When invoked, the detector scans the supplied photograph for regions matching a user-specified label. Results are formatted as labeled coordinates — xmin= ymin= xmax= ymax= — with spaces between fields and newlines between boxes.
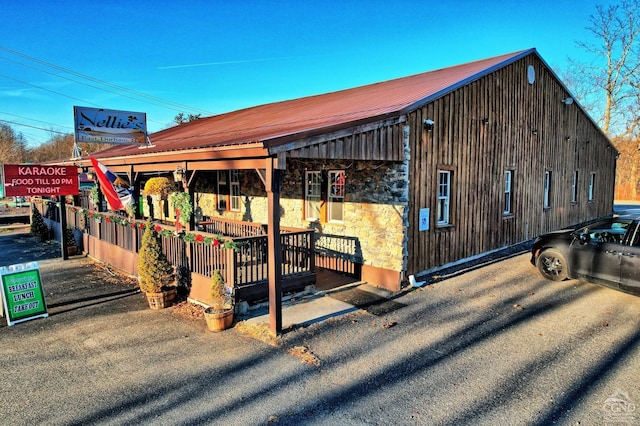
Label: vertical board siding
xmin=288 ymin=123 xmax=406 ymax=161
xmin=407 ymin=54 xmax=616 ymax=274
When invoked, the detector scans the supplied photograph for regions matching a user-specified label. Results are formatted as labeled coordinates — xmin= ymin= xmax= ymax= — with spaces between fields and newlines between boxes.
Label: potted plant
xmin=65 ymin=227 xmax=78 ymax=256
xmin=144 ymin=177 xmax=174 ymax=221
xmin=30 ymin=206 xmax=49 ymax=242
xmin=137 ymin=219 xmax=176 ymax=309
xmin=204 ymin=269 xmax=234 ymax=331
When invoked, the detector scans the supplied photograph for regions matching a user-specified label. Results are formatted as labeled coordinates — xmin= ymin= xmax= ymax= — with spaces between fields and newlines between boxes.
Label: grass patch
xmin=235 ymin=321 xmax=281 ymax=346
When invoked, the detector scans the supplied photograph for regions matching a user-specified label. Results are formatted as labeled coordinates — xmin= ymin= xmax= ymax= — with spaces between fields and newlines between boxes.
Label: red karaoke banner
xmin=3 ymin=165 xmax=79 ymax=197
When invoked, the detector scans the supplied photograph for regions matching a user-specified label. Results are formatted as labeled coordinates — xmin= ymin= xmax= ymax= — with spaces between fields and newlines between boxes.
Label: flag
xmin=90 ymin=157 xmax=134 ymax=211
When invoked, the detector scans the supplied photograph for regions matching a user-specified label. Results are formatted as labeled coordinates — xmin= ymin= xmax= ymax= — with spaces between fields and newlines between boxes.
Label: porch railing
xmin=33 ymin=199 xmax=315 ymax=297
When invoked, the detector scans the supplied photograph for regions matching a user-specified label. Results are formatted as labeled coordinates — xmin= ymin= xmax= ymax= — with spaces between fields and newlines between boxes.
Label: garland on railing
xmin=66 ymin=205 xmax=242 ymax=250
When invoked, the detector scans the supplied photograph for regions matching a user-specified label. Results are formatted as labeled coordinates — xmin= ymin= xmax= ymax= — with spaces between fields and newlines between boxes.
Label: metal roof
xmin=91 ymin=49 xmax=534 ymax=160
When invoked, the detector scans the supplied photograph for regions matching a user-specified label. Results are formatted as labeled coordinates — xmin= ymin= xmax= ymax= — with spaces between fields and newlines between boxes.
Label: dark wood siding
xmin=407 ymin=53 xmax=617 ymax=274
xmin=286 ymin=118 xmax=406 ymax=161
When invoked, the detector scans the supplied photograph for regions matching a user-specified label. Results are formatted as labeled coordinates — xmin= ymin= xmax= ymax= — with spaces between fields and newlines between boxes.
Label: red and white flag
xmin=90 ymin=157 xmax=134 ymax=211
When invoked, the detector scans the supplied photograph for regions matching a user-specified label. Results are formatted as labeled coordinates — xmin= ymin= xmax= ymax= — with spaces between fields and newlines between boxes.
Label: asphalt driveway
xmin=1 ymin=230 xmax=639 ymax=425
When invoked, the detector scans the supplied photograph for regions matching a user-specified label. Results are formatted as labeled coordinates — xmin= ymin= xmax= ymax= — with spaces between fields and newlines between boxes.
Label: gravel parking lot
xmin=1 ymin=232 xmax=639 ymax=425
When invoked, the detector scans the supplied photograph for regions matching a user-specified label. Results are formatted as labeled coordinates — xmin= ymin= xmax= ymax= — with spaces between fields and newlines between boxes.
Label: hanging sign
xmin=74 ymin=106 xmax=147 ymax=145
xmin=0 ymin=262 xmax=48 ymax=326
xmin=3 ymin=164 xmax=79 ymax=197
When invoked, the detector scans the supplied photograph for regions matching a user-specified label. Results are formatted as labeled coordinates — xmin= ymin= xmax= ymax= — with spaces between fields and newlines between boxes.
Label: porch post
xmin=59 ymin=199 xmax=69 ymax=260
xmin=266 ymin=158 xmax=283 ymax=335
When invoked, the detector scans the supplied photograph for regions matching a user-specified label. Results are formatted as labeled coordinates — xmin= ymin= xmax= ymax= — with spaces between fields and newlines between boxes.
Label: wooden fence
xmin=33 ymin=198 xmax=316 ymax=303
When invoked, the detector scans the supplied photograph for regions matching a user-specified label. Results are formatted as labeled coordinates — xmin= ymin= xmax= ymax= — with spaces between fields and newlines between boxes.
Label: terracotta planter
xmin=145 ymin=287 xmax=176 ymax=310
xmin=204 ymin=307 xmax=234 ymax=332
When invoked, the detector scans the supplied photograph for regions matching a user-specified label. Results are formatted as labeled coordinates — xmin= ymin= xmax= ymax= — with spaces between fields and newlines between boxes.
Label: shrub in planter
xmin=204 ymin=269 xmax=234 ymax=331
xmin=144 ymin=177 xmax=174 ymax=221
xmin=209 ymin=269 xmax=230 ymax=311
xmin=137 ymin=219 xmax=176 ymax=309
xmin=65 ymin=227 xmax=78 ymax=255
xmin=30 ymin=206 xmax=49 ymax=241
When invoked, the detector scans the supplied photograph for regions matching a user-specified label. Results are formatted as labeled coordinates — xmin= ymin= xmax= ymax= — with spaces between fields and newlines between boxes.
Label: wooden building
xmin=72 ymin=48 xmax=616 ymax=298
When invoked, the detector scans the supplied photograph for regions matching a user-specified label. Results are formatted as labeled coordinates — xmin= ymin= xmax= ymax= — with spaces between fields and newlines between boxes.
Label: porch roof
xmin=87 ymin=49 xmax=533 ymax=163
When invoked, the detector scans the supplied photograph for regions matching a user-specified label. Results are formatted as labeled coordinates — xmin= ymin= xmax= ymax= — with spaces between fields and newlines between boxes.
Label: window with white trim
xmin=588 ymin=173 xmax=595 ymax=201
xmin=230 ymin=170 xmax=240 ymax=211
xmin=438 ymin=170 xmax=451 ymax=226
xmin=571 ymin=170 xmax=579 ymax=203
xmin=327 ymin=170 xmax=345 ymax=222
xmin=305 ymin=171 xmax=322 ymax=221
xmin=304 ymin=170 xmax=346 ymax=223
xmin=544 ymin=171 xmax=552 ymax=209
xmin=504 ymin=170 xmax=513 ymax=215
xmin=216 ymin=171 xmax=228 ymax=210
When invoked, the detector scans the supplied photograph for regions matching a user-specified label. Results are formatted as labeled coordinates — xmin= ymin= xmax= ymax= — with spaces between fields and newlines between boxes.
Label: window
xmin=544 ymin=171 xmax=552 ymax=209
xmin=504 ymin=170 xmax=513 ymax=215
xmin=305 ymin=171 xmax=322 ymax=221
xmin=230 ymin=170 xmax=240 ymax=211
xmin=585 ymin=218 xmax=633 ymax=244
xmin=588 ymin=173 xmax=596 ymax=201
xmin=327 ymin=170 xmax=345 ymax=222
xmin=438 ymin=170 xmax=451 ymax=225
xmin=304 ymin=170 xmax=346 ymax=223
xmin=216 ymin=171 xmax=228 ymax=210
xmin=571 ymin=170 xmax=579 ymax=203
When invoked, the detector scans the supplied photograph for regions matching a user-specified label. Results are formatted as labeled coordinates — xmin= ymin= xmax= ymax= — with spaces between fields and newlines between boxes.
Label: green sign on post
xmin=0 ymin=262 xmax=48 ymax=326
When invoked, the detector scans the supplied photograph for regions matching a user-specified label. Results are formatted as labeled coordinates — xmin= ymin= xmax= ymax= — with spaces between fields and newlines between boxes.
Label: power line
xmin=0 ymin=72 xmax=174 ymax=129
xmin=0 ymin=73 xmax=102 ymax=107
xmin=0 ymin=110 xmax=74 ymax=131
xmin=0 ymin=55 xmax=209 ymax=118
xmin=0 ymin=119 xmax=68 ymax=135
xmin=0 ymin=45 xmax=215 ymax=115
xmin=0 ymin=119 xmax=64 ymax=146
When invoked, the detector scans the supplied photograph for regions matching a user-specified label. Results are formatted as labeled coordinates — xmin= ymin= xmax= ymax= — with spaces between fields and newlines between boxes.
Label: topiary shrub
xmin=30 ymin=206 xmax=49 ymax=241
xmin=65 ymin=227 xmax=77 ymax=246
xmin=209 ymin=269 xmax=231 ymax=312
xmin=137 ymin=219 xmax=175 ymax=293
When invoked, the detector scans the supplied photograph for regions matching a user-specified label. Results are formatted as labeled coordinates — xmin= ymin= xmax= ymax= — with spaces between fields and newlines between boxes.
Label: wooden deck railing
xmin=33 ymin=199 xmax=315 ymax=301
xmin=198 ymin=218 xmax=266 ymax=237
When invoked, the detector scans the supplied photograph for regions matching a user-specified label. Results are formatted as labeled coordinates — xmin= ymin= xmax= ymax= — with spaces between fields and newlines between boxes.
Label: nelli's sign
xmin=74 ymin=106 xmax=147 ymax=145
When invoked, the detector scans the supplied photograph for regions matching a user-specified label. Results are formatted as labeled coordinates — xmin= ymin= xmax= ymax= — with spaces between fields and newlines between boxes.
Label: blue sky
xmin=1 ymin=0 xmax=611 ymax=147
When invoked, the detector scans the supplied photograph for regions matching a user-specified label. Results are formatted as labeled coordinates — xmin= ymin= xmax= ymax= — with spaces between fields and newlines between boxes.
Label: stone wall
xmin=193 ymin=158 xmax=409 ymax=274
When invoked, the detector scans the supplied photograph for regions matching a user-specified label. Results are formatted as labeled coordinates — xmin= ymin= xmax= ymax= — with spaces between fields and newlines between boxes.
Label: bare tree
xmin=566 ymin=1 xmax=640 ymax=201
xmin=567 ymin=0 xmax=640 ymax=138
xmin=0 ymin=123 xmax=28 ymax=164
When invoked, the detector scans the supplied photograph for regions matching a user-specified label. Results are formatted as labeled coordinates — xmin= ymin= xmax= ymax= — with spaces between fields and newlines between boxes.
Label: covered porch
xmin=39 ymin=150 xmax=308 ymax=335
xmin=34 ymin=196 xmax=316 ymax=306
